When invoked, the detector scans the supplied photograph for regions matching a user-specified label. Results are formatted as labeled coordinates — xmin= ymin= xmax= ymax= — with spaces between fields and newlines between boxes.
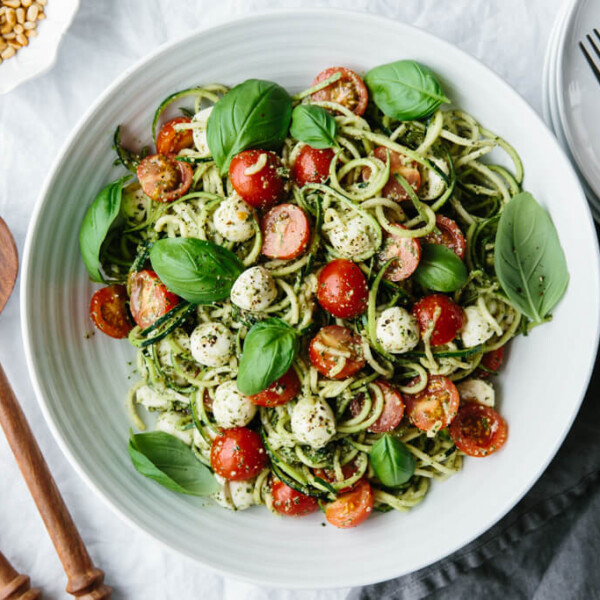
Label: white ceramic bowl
xmin=21 ymin=9 xmax=600 ymax=588
xmin=0 ymin=0 xmax=79 ymax=95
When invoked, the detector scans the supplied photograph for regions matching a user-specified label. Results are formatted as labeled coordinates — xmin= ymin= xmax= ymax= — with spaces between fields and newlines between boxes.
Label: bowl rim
xmin=20 ymin=7 xmax=600 ymax=588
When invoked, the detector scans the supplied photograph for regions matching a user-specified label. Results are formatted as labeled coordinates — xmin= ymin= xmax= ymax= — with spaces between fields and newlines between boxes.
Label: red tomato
xmin=261 ymin=204 xmax=311 ymax=260
xmin=363 ymin=147 xmax=421 ymax=202
xmin=210 ymin=428 xmax=267 ymax=481
xmin=404 ymin=375 xmax=460 ymax=432
xmin=311 ymin=67 xmax=369 ymax=116
xmin=378 ymin=225 xmax=421 ymax=282
xmin=412 ymin=294 xmax=465 ymax=347
xmin=314 ymin=460 xmax=360 ymax=493
xmin=89 ymin=284 xmax=133 ymax=339
xmin=249 ymin=369 xmax=300 ymax=407
xmin=229 ymin=150 xmax=286 ymax=209
xmin=325 ymin=480 xmax=374 ymax=529
xmin=449 ymin=403 xmax=508 ymax=457
xmin=156 ymin=117 xmax=194 ymax=155
xmin=137 ymin=154 xmax=193 ymax=203
xmin=349 ymin=380 xmax=405 ymax=433
xmin=271 ymin=479 xmax=319 ymax=516
xmin=317 ymin=259 xmax=368 ymax=319
xmin=423 ymin=215 xmax=466 ymax=259
xmin=293 ymin=146 xmax=334 ymax=187
xmin=309 ymin=325 xmax=366 ymax=380
xmin=128 ymin=270 xmax=180 ymax=329
xmin=477 ymin=346 xmax=505 ymax=378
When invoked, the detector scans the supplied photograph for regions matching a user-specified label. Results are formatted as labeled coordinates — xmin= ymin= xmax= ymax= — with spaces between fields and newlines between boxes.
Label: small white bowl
xmin=0 ymin=0 xmax=79 ymax=95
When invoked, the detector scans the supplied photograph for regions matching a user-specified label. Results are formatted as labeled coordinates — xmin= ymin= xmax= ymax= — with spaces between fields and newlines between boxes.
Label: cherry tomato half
xmin=229 ymin=150 xmax=286 ymax=210
xmin=271 ymin=478 xmax=319 ymax=516
xmin=477 ymin=346 xmax=505 ymax=378
xmin=137 ymin=154 xmax=193 ymax=203
xmin=449 ymin=403 xmax=508 ymax=457
xmin=363 ymin=147 xmax=421 ymax=202
xmin=378 ymin=225 xmax=421 ymax=282
xmin=309 ymin=325 xmax=366 ymax=380
xmin=349 ymin=380 xmax=405 ymax=433
xmin=314 ymin=460 xmax=360 ymax=493
xmin=325 ymin=479 xmax=374 ymax=529
xmin=423 ymin=215 xmax=466 ymax=259
xmin=89 ymin=284 xmax=133 ymax=339
xmin=261 ymin=203 xmax=311 ymax=260
xmin=156 ymin=117 xmax=194 ymax=155
xmin=293 ymin=146 xmax=334 ymax=187
xmin=404 ymin=375 xmax=460 ymax=432
xmin=412 ymin=294 xmax=465 ymax=347
xmin=249 ymin=369 xmax=301 ymax=407
xmin=311 ymin=67 xmax=369 ymax=116
xmin=317 ymin=259 xmax=368 ymax=319
xmin=128 ymin=270 xmax=180 ymax=329
xmin=210 ymin=427 xmax=267 ymax=481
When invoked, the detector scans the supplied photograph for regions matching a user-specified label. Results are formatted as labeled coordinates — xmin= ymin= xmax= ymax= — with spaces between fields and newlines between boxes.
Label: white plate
xmin=21 ymin=9 xmax=600 ymax=588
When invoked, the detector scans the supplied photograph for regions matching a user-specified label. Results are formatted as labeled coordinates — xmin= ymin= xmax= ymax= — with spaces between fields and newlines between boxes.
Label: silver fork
xmin=579 ymin=28 xmax=600 ymax=85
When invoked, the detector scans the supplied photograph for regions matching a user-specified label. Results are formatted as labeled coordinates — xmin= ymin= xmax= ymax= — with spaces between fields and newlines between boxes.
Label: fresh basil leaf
xmin=207 ymin=79 xmax=292 ymax=175
xmin=289 ymin=104 xmax=338 ymax=149
xmin=128 ymin=430 xmax=219 ymax=496
xmin=79 ymin=175 xmax=131 ymax=282
xmin=149 ymin=238 xmax=243 ymax=304
xmin=364 ymin=60 xmax=450 ymax=121
xmin=494 ymin=191 xmax=569 ymax=323
xmin=237 ymin=318 xmax=299 ymax=395
xmin=413 ymin=243 xmax=467 ymax=292
xmin=370 ymin=434 xmax=415 ymax=487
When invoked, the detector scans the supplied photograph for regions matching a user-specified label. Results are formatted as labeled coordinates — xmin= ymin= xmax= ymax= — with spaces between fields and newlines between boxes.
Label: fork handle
xmin=0 ymin=551 xmax=41 ymax=600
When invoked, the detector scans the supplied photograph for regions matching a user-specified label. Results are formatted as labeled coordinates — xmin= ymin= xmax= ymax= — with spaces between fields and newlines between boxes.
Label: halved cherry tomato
xmin=293 ymin=146 xmax=334 ymax=187
xmin=309 ymin=325 xmax=366 ymax=380
xmin=314 ymin=460 xmax=360 ymax=493
xmin=412 ymin=294 xmax=465 ymax=346
xmin=249 ymin=369 xmax=300 ymax=407
xmin=349 ymin=380 xmax=405 ymax=433
xmin=136 ymin=154 xmax=193 ymax=203
xmin=128 ymin=270 xmax=180 ymax=329
xmin=363 ymin=147 xmax=421 ymax=202
xmin=261 ymin=204 xmax=310 ymax=260
xmin=449 ymin=403 xmax=508 ymax=457
xmin=378 ymin=225 xmax=421 ymax=282
xmin=89 ymin=284 xmax=133 ymax=339
xmin=210 ymin=427 xmax=267 ymax=481
xmin=325 ymin=479 xmax=374 ymax=529
xmin=271 ymin=478 xmax=319 ymax=516
xmin=229 ymin=150 xmax=286 ymax=210
xmin=477 ymin=346 xmax=505 ymax=378
xmin=311 ymin=67 xmax=369 ymax=116
xmin=423 ymin=215 xmax=466 ymax=259
xmin=404 ymin=375 xmax=460 ymax=432
xmin=317 ymin=259 xmax=368 ymax=319
xmin=156 ymin=117 xmax=194 ymax=155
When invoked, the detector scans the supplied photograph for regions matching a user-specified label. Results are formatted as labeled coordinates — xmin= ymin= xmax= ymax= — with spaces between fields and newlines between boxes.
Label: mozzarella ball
xmin=155 ymin=412 xmax=194 ymax=445
xmin=213 ymin=194 xmax=256 ymax=242
xmin=212 ymin=381 xmax=257 ymax=428
xmin=376 ymin=307 xmax=420 ymax=354
xmin=420 ymin=157 xmax=449 ymax=200
xmin=327 ymin=216 xmax=378 ymax=258
xmin=230 ymin=266 xmax=278 ymax=312
xmin=192 ymin=106 xmax=213 ymax=157
xmin=190 ymin=322 xmax=234 ymax=367
xmin=456 ymin=379 xmax=495 ymax=407
xmin=229 ymin=479 xmax=256 ymax=510
xmin=461 ymin=305 xmax=495 ymax=347
xmin=136 ymin=385 xmax=171 ymax=410
xmin=291 ymin=396 xmax=336 ymax=448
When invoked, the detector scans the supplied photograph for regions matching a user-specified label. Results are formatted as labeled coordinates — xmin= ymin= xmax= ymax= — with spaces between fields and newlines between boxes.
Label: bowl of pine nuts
xmin=0 ymin=0 xmax=79 ymax=94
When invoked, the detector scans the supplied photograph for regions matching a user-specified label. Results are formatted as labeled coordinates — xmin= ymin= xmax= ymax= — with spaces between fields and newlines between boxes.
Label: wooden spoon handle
xmin=0 ymin=550 xmax=41 ymax=600
xmin=0 ymin=365 xmax=112 ymax=599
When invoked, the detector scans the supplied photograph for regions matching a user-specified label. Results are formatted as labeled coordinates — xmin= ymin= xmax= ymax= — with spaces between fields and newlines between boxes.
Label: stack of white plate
xmin=543 ymin=0 xmax=600 ymax=222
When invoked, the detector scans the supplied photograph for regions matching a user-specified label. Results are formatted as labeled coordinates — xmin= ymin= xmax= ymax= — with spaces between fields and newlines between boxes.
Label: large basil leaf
xmin=207 ymin=79 xmax=292 ymax=175
xmin=79 ymin=175 xmax=131 ymax=282
xmin=128 ymin=431 xmax=219 ymax=496
xmin=370 ymin=434 xmax=415 ymax=487
xmin=494 ymin=192 xmax=569 ymax=323
xmin=149 ymin=238 xmax=243 ymax=304
xmin=289 ymin=104 xmax=338 ymax=149
xmin=364 ymin=60 xmax=450 ymax=121
xmin=237 ymin=318 xmax=299 ymax=395
xmin=413 ymin=243 xmax=467 ymax=292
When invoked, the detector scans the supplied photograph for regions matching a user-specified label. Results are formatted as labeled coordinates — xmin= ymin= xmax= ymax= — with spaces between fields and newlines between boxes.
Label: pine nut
xmin=37 ymin=0 xmax=47 ymax=5
xmin=23 ymin=20 xmax=34 ymax=29
xmin=25 ymin=28 xmax=36 ymax=36
xmin=8 ymin=40 xmax=20 ymax=49
xmin=6 ymin=7 xmax=15 ymax=26
xmin=3 ymin=31 xmax=15 ymax=39
xmin=26 ymin=4 xmax=38 ymax=21
xmin=0 ymin=23 xmax=10 ymax=35
xmin=0 ymin=39 xmax=6 ymax=50
xmin=3 ymin=0 xmax=20 ymax=9
xmin=16 ymin=7 xmax=24 ymax=23
xmin=36 ymin=10 xmax=44 ymax=20
xmin=1 ymin=46 xmax=16 ymax=59
xmin=0 ymin=7 xmax=6 ymax=16
xmin=13 ymin=23 xmax=22 ymax=33
xmin=16 ymin=32 xmax=26 ymax=45
xmin=21 ymin=0 xmax=33 ymax=6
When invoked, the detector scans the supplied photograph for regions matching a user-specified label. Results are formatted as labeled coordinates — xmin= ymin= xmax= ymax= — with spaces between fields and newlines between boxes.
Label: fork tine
xmin=586 ymin=33 xmax=600 ymax=60
xmin=594 ymin=28 xmax=600 ymax=42
xmin=580 ymin=41 xmax=600 ymax=86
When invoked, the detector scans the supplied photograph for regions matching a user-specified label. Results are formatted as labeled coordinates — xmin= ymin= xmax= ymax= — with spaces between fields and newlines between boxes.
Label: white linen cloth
xmin=0 ymin=0 xmax=560 ymax=598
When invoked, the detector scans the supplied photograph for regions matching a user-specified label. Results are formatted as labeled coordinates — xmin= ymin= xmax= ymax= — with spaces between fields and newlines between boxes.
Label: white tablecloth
xmin=0 ymin=1 xmax=560 ymax=598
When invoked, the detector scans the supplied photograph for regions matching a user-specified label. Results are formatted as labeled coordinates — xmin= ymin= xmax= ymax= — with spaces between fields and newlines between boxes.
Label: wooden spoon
xmin=0 ymin=217 xmax=112 ymax=599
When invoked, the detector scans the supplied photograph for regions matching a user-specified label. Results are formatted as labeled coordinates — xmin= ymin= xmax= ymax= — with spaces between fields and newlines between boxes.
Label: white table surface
xmin=0 ymin=0 xmax=561 ymax=598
